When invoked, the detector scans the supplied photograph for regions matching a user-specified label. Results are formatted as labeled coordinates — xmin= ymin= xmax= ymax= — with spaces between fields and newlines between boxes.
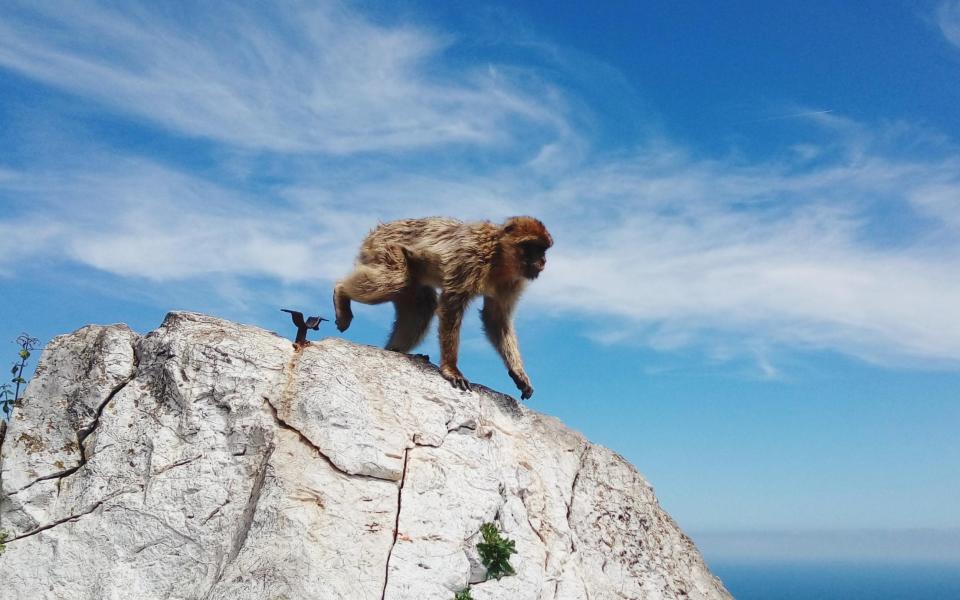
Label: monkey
xmin=333 ymin=216 xmax=552 ymax=400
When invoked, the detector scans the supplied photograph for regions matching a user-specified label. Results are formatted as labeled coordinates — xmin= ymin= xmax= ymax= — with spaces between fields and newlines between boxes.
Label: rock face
xmin=0 ymin=312 xmax=731 ymax=600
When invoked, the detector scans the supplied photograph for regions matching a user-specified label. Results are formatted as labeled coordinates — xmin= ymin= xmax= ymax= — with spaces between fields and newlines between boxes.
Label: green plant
xmin=476 ymin=522 xmax=517 ymax=580
xmin=453 ymin=588 xmax=473 ymax=600
xmin=1 ymin=333 xmax=38 ymax=418
xmin=0 ymin=530 xmax=7 ymax=555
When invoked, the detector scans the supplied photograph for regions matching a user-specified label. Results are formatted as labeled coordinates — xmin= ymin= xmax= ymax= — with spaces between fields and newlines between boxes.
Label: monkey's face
xmin=519 ymin=241 xmax=548 ymax=279
xmin=501 ymin=216 xmax=553 ymax=281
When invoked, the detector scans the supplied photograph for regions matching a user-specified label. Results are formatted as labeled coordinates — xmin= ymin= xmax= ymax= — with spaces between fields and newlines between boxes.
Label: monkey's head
xmin=501 ymin=216 xmax=553 ymax=280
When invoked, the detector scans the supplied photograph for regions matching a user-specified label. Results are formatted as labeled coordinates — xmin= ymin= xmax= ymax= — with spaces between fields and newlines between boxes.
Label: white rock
xmin=0 ymin=312 xmax=731 ymax=600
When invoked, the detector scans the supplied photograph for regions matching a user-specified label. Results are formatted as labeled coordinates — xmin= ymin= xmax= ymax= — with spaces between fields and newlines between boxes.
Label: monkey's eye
xmin=519 ymin=242 xmax=546 ymax=259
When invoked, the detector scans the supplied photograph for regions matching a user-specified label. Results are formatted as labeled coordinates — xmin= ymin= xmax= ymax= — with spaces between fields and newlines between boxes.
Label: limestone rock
xmin=0 ymin=312 xmax=731 ymax=600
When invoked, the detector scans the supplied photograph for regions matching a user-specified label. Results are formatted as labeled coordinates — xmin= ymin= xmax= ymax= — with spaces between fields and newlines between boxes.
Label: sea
xmin=710 ymin=561 xmax=960 ymax=600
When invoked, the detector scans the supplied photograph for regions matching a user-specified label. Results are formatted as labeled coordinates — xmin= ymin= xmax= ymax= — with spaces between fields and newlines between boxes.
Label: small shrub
xmin=453 ymin=588 xmax=473 ymax=600
xmin=476 ymin=522 xmax=517 ymax=580
xmin=1 ymin=333 xmax=38 ymax=418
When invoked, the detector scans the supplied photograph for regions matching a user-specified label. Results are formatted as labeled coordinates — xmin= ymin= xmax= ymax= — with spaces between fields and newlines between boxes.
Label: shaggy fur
xmin=333 ymin=216 xmax=552 ymax=399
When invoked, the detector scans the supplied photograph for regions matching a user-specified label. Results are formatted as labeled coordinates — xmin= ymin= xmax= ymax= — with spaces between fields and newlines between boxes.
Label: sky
xmin=1 ymin=0 xmax=959 ymax=565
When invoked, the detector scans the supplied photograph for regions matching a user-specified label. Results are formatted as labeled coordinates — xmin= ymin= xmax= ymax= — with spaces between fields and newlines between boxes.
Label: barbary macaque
xmin=333 ymin=216 xmax=552 ymax=399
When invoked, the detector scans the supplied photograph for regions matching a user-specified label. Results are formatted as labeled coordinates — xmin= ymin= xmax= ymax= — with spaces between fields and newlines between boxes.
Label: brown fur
xmin=334 ymin=216 xmax=552 ymax=399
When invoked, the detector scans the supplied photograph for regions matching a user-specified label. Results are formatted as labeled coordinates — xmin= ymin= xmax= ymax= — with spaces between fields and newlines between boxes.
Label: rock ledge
xmin=0 ymin=312 xmax=730 ymax=600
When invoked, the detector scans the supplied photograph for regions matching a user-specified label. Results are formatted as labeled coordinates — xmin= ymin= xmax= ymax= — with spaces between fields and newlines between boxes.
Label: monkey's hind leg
xmin=386 ymin=285 xmax=438 ymax=352
xmin=333 ymin=284 xmax=355 ymax=332
xmin=334 ymin=249 xmax=412 ymax=332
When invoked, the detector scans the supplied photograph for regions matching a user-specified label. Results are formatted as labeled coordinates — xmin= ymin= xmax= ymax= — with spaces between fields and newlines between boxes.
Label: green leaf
xmin=10 ymin=365 xmax=17 ymax=375
xmin=18 ymin=349 xmax=30 ymax=359
xmin=476 ymin=522 xmax=517 ymax=580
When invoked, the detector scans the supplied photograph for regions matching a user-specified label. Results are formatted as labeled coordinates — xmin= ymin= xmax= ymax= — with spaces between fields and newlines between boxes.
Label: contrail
xmin=734 ymin=109 xmax=834 ymax=125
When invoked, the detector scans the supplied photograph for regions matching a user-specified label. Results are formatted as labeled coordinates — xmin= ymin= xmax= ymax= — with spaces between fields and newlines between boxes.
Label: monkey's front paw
xmin=440 ymin=365 xmax=471 ymax=392
xmin=509 ymin=370 xmax=534 ymax=400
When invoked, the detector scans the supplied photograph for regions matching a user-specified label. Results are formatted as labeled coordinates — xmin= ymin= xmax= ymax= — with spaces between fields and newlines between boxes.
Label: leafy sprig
xmin=476 ymin=522 xmax=517 ymax=580
xmin=1 ymin=333 xmax=38 ymax=418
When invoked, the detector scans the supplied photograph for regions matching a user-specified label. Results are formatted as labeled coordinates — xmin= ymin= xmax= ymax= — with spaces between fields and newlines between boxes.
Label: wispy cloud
xmin=2 ymin=2 xmax=960 ymax=370
xmin=0 ymin=160 xmax=350 ymax=282
xmin=529 ymin=137 xmax=960 ymax=367
xmin=5 ymin=125 xmax=960 ymax=366
xmin=0 ymin=2 xmax=564 ymax=154
xmin=938 ymin=0 xmax=960 ymax=48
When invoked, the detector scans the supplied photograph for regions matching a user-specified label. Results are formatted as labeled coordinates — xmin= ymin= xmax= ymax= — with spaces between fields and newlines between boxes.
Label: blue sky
xmin=2 ymin=1 xmax=959 ymax=564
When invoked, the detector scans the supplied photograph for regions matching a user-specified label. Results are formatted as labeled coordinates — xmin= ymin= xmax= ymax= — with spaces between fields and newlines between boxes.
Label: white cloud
xmin=0 ymin=161 xmax=349 ymax=282
xmin=938 ymin=0 xmax=960 ymax=48
xmin=2 ymin=3 xmax=960 ymax=369
xmin=529 ymin=146 xmax=960 ymax=366
xmin=0 ymin=2 xmax=564 ymax=154
xmin=5 ymin=127 xmax=960 ymax=367
xmin=910 ymin=183 xmax=960 ymax=231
